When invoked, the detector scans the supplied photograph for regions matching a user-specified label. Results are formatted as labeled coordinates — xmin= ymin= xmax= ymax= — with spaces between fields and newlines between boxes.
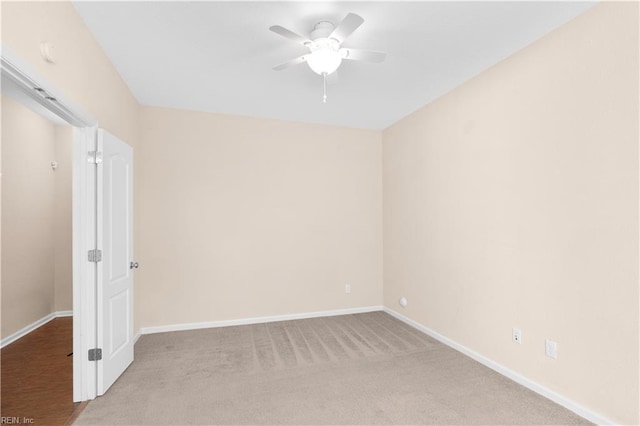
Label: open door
xmin=97 ymin=129 xmax=134 ymax=395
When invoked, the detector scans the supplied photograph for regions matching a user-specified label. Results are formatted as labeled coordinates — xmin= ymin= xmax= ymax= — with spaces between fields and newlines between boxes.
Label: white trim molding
xmin=1 ymin=310 xmax=73 ymax=348
xmin=72 ymin=125 xmax=99 ymax=402
xmin=139 ymin=305 xmax=384 ymax=336
xmin=1 ymin=44 xmax=96 ymax=127
xmin=383 ymin=307 xmax=614 ymax=426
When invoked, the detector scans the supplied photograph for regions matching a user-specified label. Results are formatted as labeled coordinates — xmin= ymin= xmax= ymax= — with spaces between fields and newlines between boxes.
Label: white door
xmin=97 ymin=129 xmax=134 ymax=395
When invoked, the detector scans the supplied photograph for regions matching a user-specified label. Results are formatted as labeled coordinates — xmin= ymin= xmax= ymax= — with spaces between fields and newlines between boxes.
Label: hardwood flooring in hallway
xmin=1 ymin=317 xmax=86 ymax=425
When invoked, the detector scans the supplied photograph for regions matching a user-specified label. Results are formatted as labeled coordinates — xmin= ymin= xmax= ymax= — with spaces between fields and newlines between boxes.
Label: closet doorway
xmin=0 ymin=90 xmax=79 ymax=423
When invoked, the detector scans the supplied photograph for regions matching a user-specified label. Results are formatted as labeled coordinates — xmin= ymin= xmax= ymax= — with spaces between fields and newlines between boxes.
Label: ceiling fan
xmin=270 ymin=13 xmax=387 ymax=103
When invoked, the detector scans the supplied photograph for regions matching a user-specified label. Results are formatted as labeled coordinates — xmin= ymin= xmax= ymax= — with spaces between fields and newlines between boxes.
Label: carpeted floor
xmin=75 ymin=312 xmax=589 ymax=425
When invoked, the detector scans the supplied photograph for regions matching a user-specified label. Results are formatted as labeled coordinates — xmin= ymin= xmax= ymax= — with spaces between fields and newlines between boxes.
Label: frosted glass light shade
xmin=307 ymin=48 xmax=342 ymax=75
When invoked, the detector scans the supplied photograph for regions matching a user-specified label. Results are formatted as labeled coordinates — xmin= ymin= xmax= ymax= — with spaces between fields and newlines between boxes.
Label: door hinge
xmin=88 ymin=151 xmax=103 ymax=164
xmin=88 ymin=348 xmax=102 ymax=361
xmin=88 ymin=249 xmax=102 ymax=262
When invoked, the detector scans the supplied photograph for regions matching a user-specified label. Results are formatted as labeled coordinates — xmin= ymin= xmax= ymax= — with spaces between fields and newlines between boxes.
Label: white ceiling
xmin=73 ymin=1 xmax=595 ymax=130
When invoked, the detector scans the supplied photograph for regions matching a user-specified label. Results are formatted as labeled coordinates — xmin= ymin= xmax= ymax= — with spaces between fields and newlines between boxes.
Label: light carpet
xmin=75 ymin=312 xmax=589 ymax=425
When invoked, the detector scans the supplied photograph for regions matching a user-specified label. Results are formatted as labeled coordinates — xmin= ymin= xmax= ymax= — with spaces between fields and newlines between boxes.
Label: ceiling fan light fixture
xmin=270 ymin=13 xmax=386 ymax=101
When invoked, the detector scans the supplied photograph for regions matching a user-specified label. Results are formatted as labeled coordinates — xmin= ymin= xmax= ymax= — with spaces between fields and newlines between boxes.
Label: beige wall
xmin=1 ymin=0 xmax=142 ymax=331
xmin=139 ymin=107 xmax=382 ymax=327
xmin=54 ymin=125 xmax=73 ymax=312
xmin=1 ymin=95 xmax=57 ymax=338
xmin=0 ymin=2 xmax=139 ymax=146
xmin=1 ymin=98 xmax=74 ymax=334
xmin=382 ymin=3 xmax=639 ymax=424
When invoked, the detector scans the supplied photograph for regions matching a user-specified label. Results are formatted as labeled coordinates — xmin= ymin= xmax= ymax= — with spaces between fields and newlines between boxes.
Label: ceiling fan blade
xmin=269 ymin=25 xmax=311 ymax=46
xmin=340 ymin=48 xmax=386 ymax=63
xmin=329 ymin=13 xmax=364 ymax=44
xmin=273 ymin=55 xmax=308 ymax=71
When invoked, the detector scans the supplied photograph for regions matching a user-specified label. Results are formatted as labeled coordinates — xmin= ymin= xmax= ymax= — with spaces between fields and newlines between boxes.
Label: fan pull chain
xmin=322 ymin=72 xmax=327 ymax=103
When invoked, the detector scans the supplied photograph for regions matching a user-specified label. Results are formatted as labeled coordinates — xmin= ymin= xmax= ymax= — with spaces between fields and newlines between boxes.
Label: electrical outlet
xmin=512 ymin=328 xmax=522 ymax=344
xmin=545 ymin=339 xmax=557 ymax=359
xmin=345 ymin=284 xmax=351 ymax=294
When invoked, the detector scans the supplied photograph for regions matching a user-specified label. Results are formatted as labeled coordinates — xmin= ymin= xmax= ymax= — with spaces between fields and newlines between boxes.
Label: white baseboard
xmin=139 ymin=305 xmax=384 ymax=336
xmin=1 ymin=310 xmax=73 ymax=348
xmin=383 ymin=307 xmax=614 ymax=426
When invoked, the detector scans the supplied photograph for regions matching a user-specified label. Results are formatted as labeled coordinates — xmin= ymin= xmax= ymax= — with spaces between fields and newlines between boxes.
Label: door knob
xmin=129 ymin=261 xmax=139 ymax=269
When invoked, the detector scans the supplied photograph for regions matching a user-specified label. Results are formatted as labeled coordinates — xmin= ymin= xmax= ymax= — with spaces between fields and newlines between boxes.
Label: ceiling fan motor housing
xmin=310 ymin=21 xmax=335 ymax=41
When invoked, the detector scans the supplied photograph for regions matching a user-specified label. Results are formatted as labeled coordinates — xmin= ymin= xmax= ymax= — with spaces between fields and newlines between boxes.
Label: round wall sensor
xmin=399 ymin=296 xmax=408 ymax=307
xmin=40 ymin=42 xmax=56 ymax=63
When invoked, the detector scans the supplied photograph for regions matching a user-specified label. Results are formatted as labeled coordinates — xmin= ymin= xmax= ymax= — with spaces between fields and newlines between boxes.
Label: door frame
xmin=1 ymin=45 xmax=100 ymax=401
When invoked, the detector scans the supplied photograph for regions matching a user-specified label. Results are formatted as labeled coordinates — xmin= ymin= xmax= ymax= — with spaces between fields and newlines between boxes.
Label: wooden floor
xmin=1 ymin=317 xmax=86 ymax=425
